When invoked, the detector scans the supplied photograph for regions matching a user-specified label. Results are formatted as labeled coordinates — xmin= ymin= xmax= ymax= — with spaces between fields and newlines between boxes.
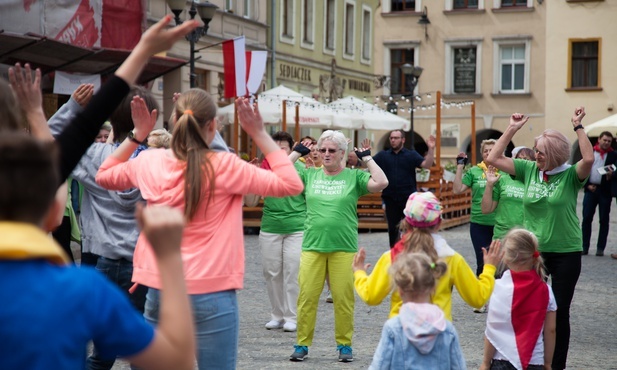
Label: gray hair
xmin=317 ymin=130 xmax=348 ymax=154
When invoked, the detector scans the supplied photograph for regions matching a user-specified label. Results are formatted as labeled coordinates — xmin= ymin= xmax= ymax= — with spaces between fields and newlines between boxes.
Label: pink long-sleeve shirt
xmin=96 ymin=149 xmax=303 ymax=294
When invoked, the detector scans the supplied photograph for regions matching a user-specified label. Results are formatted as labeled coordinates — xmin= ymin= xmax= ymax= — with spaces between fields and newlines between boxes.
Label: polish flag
xmin=223 ymin=37 xmax=267 ymax=98
xmin=223 ymin=36 xmax=246 ymax=98
xmin=485 ymin=270 xmax=552 ymax=370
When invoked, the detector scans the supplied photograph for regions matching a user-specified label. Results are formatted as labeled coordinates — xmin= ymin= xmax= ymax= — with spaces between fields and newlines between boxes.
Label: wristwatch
xmin=128 ymin=130 xmax=143 ymax=145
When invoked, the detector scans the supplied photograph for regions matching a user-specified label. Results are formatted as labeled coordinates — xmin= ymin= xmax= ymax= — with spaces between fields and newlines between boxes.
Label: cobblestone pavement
xmin=114 ymin=193 xmax=617 ymax=369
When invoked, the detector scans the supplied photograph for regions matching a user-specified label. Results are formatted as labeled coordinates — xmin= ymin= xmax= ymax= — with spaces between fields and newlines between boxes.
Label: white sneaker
xmin=265 ymin=320 xmax=283 ymax=330
xmin=473 ymin=305 xmax=488 ymax=314
xmin=283 ymin=322 xmax=297 ymax=332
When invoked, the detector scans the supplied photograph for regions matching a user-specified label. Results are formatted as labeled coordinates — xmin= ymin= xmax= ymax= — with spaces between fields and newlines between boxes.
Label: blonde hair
xmin=398 ymin=221 xmax=440 ymax=263
xmin=534 ymin=129 xmax=570 ymax=170
xmin=171 ymin=89 xmax=218 ymax=220
xmin=481 ymin=139 xmax=497 ymax=154
xmin=501 ymin=228 xmax=547 ymax=280
xmin=389 ymin=253 xmax=447 ymax=296
xmin=148 ymin=129 xmax=172 ymax=149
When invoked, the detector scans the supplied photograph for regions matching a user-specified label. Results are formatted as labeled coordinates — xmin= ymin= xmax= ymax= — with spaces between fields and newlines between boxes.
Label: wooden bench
xmin=242 ymin=166 xmax=471 ymax=230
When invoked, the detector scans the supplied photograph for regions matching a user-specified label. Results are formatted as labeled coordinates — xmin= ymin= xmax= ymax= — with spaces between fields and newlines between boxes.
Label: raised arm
xmin=127 ymin=205 xmax=195 ymax=370
xmin=572 ymin=107 xmax=593 ymax=181
xmin=453 ymin=152 xmax=469 ymax=194
xmin=486 ymin=113 xmax=529 ymax=176
xmin=356 ymin=138 xmax=388 ymax=193
xmin=55 ymin=15 xmax=197 ymax=182
xmin=420 ymin=135 xmax=436 ymax=169
xmin=481 ymin=167 xmax=500 ymax=214
xmin=47 ymin=84 xmax=93 ymax=137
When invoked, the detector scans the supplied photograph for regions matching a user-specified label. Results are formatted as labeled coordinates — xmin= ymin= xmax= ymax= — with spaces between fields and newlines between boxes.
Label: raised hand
xmin=509 ymin=113 xmax=529 ymax=131
xmin=72 ymin=84 xmax=94 ymax=107
xmin=482 ymin=239 xmax=503 ymax=267
xmin=352 ymin=247 xmax=371 ymax=272
xmin=135 ymin=203 xmax=185 ymax=259
xmin=485 ymin=166 xmax=500 ymax=185
xmin=572 ymin=106 xmax=586 ymax=126
xmin=138 ymin=15 xmax=198 ymax=57
xmin=427 ymin=135 xmax=436 ymax=149
xmin=236 ymin=98 xmax=265 ymax=138
xmin=8 ymin=63 xmax=42 ymax=116
xmin=130 ymin=95 xmax=158 ymax=141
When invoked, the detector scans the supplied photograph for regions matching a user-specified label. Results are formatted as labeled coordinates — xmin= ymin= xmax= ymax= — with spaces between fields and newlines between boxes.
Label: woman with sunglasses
xmin=288 ymin=131 xmax=388 ymax=362
xmin=486 ymin=108 xmax=593 ymax=370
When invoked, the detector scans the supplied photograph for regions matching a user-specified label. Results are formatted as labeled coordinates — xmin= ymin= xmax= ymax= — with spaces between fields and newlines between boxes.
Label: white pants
xmin=259 ymin=231 xmax=303 ymax=324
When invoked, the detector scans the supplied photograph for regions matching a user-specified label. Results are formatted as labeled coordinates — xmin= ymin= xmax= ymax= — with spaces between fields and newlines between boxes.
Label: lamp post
xmin=401 ymin=63 xmax=423 ymax=149
xmin=166 ymin=0 xmax=218 ymax=88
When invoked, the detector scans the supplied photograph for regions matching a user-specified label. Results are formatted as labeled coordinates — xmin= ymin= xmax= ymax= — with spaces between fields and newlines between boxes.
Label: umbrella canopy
xmin=328 ymin=96 xmax=410 ymax=131
xmin=217 ymin=85 xmax=351 ymax=128
xmin=584 ymin=113 xmax=617 ymax=137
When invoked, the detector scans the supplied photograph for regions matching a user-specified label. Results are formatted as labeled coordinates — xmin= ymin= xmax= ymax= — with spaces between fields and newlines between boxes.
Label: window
xmin=500 ymin=0 xmax=526 ymax=6
xmin=570 ymin=40 xmax=599 ymax=88
xmin=225 ymin=0 xmax=233 ymax=12
xmin=361 ymin=7 xmax=371 ymax=62
xmin=496 ymin=43 xmax=529 ymax=93
xmin=391 ymin=0 xmax=416 ymax=11
xmin=445 ymin=39 xmax=483 ymax=94
xmin=302 ymin=0 xmax=314 ymax=45
xmin=390 ymin=49 xmax=414 ymax=94
xmin=454 ymin=0 xmax=479 ymax=8
xmin=243 ymin=0 xmax=251 ymax=18
xmin=281 ymin=0 xmax=294 ymax=40
xmin=344 ymin=3 xmax=355 ymax=56
xmin=324 ymin=0 xmax=335 ymax=51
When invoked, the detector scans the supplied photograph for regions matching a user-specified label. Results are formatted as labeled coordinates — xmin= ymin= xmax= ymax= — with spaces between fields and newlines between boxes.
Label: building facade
xmin=373 ymin=0 xmax=546 ymax=160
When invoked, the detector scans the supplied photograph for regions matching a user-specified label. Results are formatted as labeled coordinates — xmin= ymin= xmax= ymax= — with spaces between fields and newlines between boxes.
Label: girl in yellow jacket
xmin=352 ymin=191 xmax=501 ymax=321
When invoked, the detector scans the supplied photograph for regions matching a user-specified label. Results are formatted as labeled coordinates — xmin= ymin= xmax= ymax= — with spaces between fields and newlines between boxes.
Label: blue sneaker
xmin=337 ymin=345 xmax=353 ymax=362
xmin=290 ymin=345 xmax=308 ymax=361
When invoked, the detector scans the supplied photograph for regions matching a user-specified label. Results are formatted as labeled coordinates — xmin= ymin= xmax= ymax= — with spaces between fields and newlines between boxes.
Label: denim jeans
xmin=87 ymin=257 xmax=147 ymax=370
xmin=541 ymin=251 xmax=581 ymax=370
xmin=581 ymin=188 xmax=612 ymax=254
xmin=469 ymin=222 xmax=494 ymax=276
xmin=144 ymin=288 xmax=239 ymax=370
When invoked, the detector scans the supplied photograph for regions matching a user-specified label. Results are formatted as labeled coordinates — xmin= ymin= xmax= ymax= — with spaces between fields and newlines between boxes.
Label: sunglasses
xmin=318 ymin=148 xmax=341 ymax=154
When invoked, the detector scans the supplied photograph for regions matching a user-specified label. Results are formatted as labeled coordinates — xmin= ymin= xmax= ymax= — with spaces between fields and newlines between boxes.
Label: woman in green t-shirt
xmin=453 ymin=139 xmax=497 ymax=278
xmin=288 ymin=131 xmax=389 ymax=363
xmin=486 ymin=108 xmax=593 ymax=370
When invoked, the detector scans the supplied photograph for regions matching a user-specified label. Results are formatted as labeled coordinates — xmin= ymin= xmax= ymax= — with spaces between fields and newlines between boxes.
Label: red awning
xmin=0 ymin=31 xmax=188 ymax=85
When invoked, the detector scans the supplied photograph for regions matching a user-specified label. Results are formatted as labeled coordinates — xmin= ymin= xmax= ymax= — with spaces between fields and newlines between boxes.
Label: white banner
xmin=53 ymin=71 xmax=101 ymax=95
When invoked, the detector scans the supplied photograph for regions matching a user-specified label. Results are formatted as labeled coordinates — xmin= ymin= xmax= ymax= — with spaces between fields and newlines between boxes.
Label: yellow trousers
xmin=296 ymin=251 xmax=355 ymax=347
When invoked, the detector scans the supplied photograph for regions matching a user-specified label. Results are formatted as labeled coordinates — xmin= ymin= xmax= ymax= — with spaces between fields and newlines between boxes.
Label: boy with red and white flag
xmin=223 ymin=36 xmax=267 ymax=98
xmin=481 ymin=229 xmax=557 ymax=370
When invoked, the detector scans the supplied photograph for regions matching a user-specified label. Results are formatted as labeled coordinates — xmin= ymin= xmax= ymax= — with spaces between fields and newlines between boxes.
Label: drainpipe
xmin=270 ymin=0 xmax=276 ymax=88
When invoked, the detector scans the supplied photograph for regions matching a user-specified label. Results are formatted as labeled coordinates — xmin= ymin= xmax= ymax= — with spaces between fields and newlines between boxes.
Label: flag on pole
xmin=223 ymin=36 xmax=246 ymax=98
xmin=223 ymin=36 xmax=268 ymax=98
xmin=485 ymin=270 xmax=551 ymax=370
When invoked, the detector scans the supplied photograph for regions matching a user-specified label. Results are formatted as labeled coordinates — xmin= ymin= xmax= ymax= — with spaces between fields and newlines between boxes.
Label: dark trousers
xmin=383 ymin=195 xmax=408 ymax=248
xmin=542 ymin=252 xmax=581 ymax=370
xmin=581 ymin=188 xmax=612 ymax=254
xmin=51 ymin=216 xmax=75 ymax=262
xmin=87 ymin=257 xmax=148 ymax=370
xmin=469 ymin=222 xmax=494 ymax=276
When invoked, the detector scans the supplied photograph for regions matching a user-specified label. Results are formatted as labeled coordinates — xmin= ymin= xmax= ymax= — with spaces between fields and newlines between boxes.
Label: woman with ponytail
xmin=353 ymin=191 xmax=501 ymax=321
xmin=481 ymin=229 xmax=556 ymax=370
xmin=96 ymin=91 xmax=303 ymax=370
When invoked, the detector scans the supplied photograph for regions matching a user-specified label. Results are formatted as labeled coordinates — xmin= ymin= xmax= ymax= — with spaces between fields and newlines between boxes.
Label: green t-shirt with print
xmin=300 ymin=167 xmax=371 ymax=253
xmin=491 ymin=174 xmax=525 ymax=240
xmin=261 ymin=162 xmax=306 ymax=234
xmin=462 ymin=166 xmax=496 ymax=226
xmin=514 ymin=159 xmax=586 ymax=253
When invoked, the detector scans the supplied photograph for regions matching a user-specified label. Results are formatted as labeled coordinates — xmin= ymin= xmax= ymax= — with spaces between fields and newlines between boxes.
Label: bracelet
xmin=573 ymin=124 xmax=584 ymax=132
xmin=362 ymin=156 xmax=374 ymax=163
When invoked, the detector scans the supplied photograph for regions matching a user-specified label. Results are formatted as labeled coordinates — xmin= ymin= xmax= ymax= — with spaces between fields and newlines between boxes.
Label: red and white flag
xmin=223 ymin=36 xmax=267 ymax=98
xmin=485 ymin=270 xmax=551 ymax=370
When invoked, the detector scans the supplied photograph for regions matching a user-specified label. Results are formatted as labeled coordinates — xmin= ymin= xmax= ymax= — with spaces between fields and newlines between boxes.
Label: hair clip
xmin=430 ymin=263 xmax=435 ymax=269
xmin=532 ymin=251 xmax=540 ymax=259
xmin=184 ymin=109 xmax=193 ymax=116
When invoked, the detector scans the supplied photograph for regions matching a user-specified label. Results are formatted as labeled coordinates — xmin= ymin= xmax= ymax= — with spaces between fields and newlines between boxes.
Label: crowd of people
xmin=0 ymin=14 xmax=613 ymax=370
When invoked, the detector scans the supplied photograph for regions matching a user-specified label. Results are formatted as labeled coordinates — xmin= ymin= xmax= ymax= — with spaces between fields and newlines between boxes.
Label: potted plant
xmin=442 ymin=163 xmax=470 ymax=182
xmin=416 ymin=168 xmax=430 ymax=182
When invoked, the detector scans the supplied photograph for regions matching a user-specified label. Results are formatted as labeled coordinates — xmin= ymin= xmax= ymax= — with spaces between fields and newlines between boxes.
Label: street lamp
xmin=401 ymin=63 xmax=423 ymax=149
xmin=166 ymin=0 xmax=218 ymax=88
